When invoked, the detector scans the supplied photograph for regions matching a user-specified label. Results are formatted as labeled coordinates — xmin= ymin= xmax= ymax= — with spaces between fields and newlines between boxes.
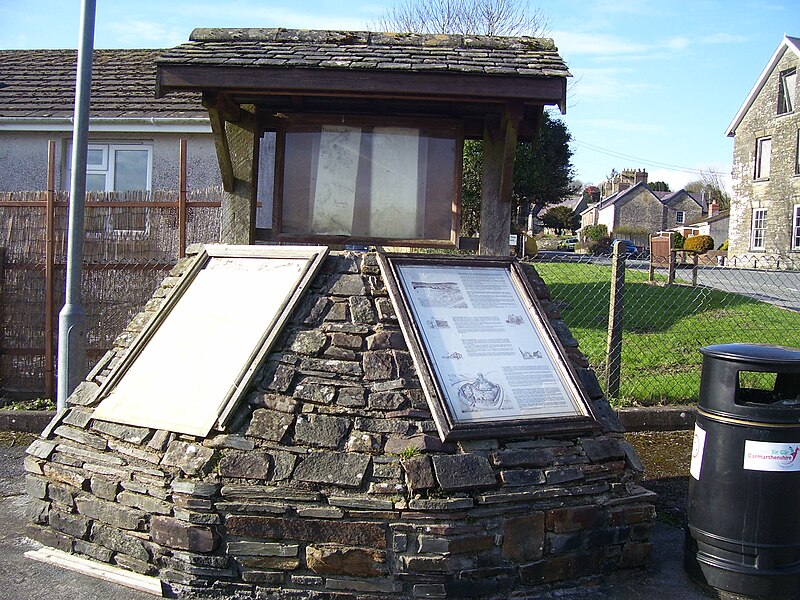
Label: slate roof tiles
xmin=0 ymin=49 xmax=205 ymax=119
xmin=157 ymin=28 xmax=571 ymax=79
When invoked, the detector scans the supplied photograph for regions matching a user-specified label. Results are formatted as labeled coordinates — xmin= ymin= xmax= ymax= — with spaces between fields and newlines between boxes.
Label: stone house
xmin=0 ymin=49 xmax=220 ymax=195
xmin=580 ymin=181 xmax=703 ymax=246
xmin=726 ymin=35 xmax=800 ymax=264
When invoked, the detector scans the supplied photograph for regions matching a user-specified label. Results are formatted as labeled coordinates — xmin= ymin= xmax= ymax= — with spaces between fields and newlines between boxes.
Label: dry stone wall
xmin=26 ymin=248 xmax=655 ymax=598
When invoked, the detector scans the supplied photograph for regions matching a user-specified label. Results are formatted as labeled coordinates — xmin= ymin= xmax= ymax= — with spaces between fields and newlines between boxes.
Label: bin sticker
xmin=743 ymin=441 xmax=800 ymax=472
xmin=690 ymin=424 xmax=706 ymax=480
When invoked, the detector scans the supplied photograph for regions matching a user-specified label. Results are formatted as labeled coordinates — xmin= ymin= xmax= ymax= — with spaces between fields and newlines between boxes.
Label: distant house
xmin=661 ymin=189 xmax=706 ymax=234
xmin=0 ymin=49 xmax=219 ymax=194
xmin=580 ymin=179 xmax=703 ymax=247
xmin=681 ymin=203 xmax=730 ymax=245
xmin=725 ymin=35 xmax=800 ymax=263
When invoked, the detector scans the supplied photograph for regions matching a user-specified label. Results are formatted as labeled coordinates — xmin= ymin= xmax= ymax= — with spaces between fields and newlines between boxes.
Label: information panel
xmin=380 ymin=255 xmax=596 ymax=440
xmin=92 ymin=245 xmax=327 ymax=436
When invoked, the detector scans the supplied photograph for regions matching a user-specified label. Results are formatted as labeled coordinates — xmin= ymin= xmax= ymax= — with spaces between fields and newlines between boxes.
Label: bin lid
xmin=700 ymin=343 xmax=800 ymax=366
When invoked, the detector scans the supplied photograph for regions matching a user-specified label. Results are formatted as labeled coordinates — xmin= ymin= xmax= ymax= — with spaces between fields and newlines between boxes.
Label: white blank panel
xmin=92 ymin=252 xmax=317 ymax=436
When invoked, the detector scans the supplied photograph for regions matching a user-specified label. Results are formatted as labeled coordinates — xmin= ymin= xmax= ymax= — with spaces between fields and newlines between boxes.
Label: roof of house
xmin=156 ymin=28 xmax=571 ymax=115
xmin=660 ymin=189 xmax=702 ymax=208
xmin=686 ymin=210 xmax=730 ymax=227
xmin=0 ymin=49 xmax=206 ymax=120
xmin=726 ymin=34 xmax=800 ymax=136
xmin=594 ymin=181 xmax=656 ymax=210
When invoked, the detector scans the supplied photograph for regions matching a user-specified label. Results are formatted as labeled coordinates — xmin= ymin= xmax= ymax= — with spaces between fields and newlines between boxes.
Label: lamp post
xmin=57 ymin=0 xmax=96 ymax=411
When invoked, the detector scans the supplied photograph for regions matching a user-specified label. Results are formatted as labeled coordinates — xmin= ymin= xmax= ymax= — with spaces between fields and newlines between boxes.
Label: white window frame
xmin=751 ymin=208 xmax=767 ymax=251
xmin=675 ymin=210 xmax=685 ymax=225
xmin=795 ymin=129 xmax=800 ymax=176
xmin=793 ymin=204 xmax=800 ymax=251
xmin=69 ymin=142 xmax=154 ymax=240
xmin=755 ymin=137 xmax=771 ymax=180
xmin=778 ymin=68 xmax=796 ymax=115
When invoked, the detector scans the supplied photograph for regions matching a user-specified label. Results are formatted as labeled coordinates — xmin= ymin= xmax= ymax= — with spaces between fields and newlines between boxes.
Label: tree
xmin=376 ymin=0 xmax=549 ymax=36
xmin=512 ymin=111 xmax=578 ymax=226
xmin=649 ymin=181 xmax=670 ymax=192
xmin=541 ymin=205 xmax=579 ymax=235
xmin=459 ymin=111 xmax=578 ymax=235
xmin=685 ymin=170 xmax=731 ymax=212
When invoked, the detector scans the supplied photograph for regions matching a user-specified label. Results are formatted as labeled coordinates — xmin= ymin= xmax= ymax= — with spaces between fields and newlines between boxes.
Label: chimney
xmin=709 ymin=201 xmax=719 ymax=217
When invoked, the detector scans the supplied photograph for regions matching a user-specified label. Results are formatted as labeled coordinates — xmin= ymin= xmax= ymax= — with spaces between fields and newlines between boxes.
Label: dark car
xmin=614 ymin=239 xmax=638 ymax=255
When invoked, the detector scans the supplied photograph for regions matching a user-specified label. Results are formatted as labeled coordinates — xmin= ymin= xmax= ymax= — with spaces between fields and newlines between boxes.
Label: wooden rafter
xmin=202 ymin=92 xmax=241 ymax=192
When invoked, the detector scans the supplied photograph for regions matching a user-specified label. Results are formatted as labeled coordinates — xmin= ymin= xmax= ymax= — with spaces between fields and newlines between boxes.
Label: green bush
xmin=672 ymin=232 xmax=685 ymax=249
xmin=718 ymin=240 xmax=729 ymax=251
xmin=587 ymin=236 xmax=612 ymax=255
xmin=683 ymin=235 xmax=715 ymax=253
xmin=583 ymin=224 xmax=608 ymax=242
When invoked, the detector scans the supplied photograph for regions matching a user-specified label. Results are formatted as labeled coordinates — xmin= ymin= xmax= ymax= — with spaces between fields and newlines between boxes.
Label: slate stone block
xmin=91 ymin=523 xmax=150 ymax=561
xmin=580 ymin=438 xmax=627 ymax=462
xmin=293 ymin=451 xmax=370 ymax=488
xmin=151 ymin=516 xmax=218 ymax=553
xmin=401 ymin=455 xmax=436 ymax=492
xmin=350 ymin=296 xmax=376 ymax=322
xmin=306 ymin=544 xmax=387 ymax=577
xmin=91 ymin=420 xmax=150 ymax=444
xmin=502 ymin=513 xmax=545 ymax=561
xmin=49 ymin=509 xmax=89 ymax=539
xmin=218 ymin=451 xmax=273 ymax=479
xmin=363 ymin=350 xmax=394 ymax=380
xmin=432 ymin=454 xmax=496 ymax=491
xmin=329 ymin=273 xmax=366 ymax=296
xmin=294 ymin=413 xmax=351 ymax=448
xmin=247 ymin=408 xmax=295 ymax=443
xmin=290 ymin=330 xmax=327 ymax=356
xmin=160 ymin=440 xmax=215 ymax=475
xmin=225 ymin=515 xmax=387 ymax=548
xmin=75 ymin=496 xmax=147 ymax=531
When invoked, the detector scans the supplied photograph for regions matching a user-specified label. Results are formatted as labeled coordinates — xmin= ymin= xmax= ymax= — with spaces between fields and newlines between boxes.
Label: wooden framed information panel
xmin=92 ymin=245 xmax=328 ymax=436
xmin=378 ymin=253 xmax=598 ymax=441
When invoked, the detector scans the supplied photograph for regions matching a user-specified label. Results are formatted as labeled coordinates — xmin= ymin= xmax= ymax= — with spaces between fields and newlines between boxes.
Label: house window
xmin=795 ymin=129 xmax=800 ymax=176
xmin=755 ymin=137 xmax=771 ymax=179
xmin=778 ymin=68 xmax=796 ymax=115
xmin=69 ymin=142 xmax=153 ymax=239
xmin=793 ymin=205 xmax=800 ymax=251
xmin=675 ymin=210 xmax=685 ymax=224
xmin=751 ymin=208 xmax=767 ymax=250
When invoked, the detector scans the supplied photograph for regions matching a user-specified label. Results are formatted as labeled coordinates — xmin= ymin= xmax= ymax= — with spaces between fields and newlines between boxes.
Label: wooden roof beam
xmin=202 ymin=92 xmax=241 ymax=191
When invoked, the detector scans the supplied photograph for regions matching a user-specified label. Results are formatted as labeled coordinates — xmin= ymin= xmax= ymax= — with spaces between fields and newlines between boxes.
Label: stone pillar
xmin=220 ymin=104 xmax=257 ymax=245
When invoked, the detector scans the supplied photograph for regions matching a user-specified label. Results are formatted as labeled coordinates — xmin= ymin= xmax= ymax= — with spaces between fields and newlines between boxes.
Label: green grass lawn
xmin=532 ymin=261 xmax=800 ymax=406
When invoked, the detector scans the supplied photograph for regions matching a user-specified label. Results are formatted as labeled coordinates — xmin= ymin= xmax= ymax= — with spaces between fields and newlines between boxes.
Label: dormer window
xmin=778 ymin=68 xmax=796 ymax=115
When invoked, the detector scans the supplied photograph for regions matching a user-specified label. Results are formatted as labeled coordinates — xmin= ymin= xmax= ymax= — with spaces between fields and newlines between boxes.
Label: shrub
xmin=588 ymin=236 xmax=612 ymax=255
xmin=672 ymin=232 xmax=685 ymax=249
xmin=583 ymin=224 xmax=608 ymax=242
xmin=718 ymin=240 xmax=729 ymax=251
xmin=683 ymin=235 xmax=715 ymax=253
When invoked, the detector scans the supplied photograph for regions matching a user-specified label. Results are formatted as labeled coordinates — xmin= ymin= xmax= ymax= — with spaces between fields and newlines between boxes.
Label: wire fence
xmin=0 ymin=188 xmax=223 ymax=399
xmin=530 ymin=250 xmax=800 ymax=406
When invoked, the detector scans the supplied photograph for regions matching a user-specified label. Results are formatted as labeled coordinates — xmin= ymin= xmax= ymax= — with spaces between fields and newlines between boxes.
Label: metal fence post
xmin=45 ymin=141 xmax=56 ymax=400
xmin=605 ymin=240 xmax=625 ymax=399
xmin=178 ymin=139 xmax=188 ymax=258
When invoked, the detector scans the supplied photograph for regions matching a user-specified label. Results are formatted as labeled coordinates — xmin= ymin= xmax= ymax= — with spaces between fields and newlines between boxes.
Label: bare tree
xmin=375 ymin=0 xmax=549 ymax=37
xmin=685 ymin=170 xmax=732 ymax=212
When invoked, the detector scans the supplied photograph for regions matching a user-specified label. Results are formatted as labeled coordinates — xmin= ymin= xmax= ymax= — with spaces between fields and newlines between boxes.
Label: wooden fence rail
xmin=0 ymin=140 xmax=222 ymax=399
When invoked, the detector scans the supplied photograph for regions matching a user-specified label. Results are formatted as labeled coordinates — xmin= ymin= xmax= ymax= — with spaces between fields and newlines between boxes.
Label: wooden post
xmin=691 ymin=251 xmax=698 ymax=286
xmin=479 ymin=104 xmax=522 ymax=256
xmin=605 ymin=240 xmax=625 ymax=400
xmin=178 ymin=139 xmax=188 ymax=257
xmin=45 ymin=140 xmax=56 ymax=400
xmin=668 ymin=250 xmax=676 ymax=285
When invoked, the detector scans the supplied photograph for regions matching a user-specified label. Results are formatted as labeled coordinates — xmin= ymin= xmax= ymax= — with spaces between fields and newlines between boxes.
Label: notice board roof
xmin=156 ymin=28 xmax=570 ymax=114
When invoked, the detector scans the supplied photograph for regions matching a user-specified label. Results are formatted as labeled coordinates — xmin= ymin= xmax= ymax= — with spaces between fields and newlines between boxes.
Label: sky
xmin=1 ymin=0 xmax=797 ymax=192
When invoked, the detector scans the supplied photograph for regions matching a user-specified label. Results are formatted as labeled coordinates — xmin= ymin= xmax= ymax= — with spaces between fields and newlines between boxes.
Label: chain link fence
xmin=531 ymin=250 xmax=800 ymax=406
xmin=0 ymin=188 xmax=223 ymax=400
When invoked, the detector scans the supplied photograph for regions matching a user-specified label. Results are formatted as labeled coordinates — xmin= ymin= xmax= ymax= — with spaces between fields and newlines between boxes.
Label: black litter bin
xmin=685 ymin=344 xmax=800 ymax=599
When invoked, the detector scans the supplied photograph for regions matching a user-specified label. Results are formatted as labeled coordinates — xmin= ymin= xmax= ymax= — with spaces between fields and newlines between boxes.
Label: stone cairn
xmin=26 ymin=249 xmax=655 ymax=598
